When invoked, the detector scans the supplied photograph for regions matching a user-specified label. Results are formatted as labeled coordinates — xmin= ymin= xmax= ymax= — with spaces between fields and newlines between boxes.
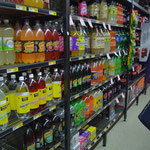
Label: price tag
xmin=117 ymin=75 xmax=121 ymax=80
xmin=49 ymin=10 xmax=57 ymax=16
xmin=108 ymin=23 xmax=112 ymax=30
xmin=87 ymin=18 xmax=93 ymax=28
xmin=13 ymin=122 xmax=23 ymax=131
xmin=79 ymin=57 xmax=83 ymax=60
xmin=116 ymin=98 xmax=119 ymax=103
xmin=49 ymin=61 xmax=56 ymax=66
xmin=28 ymin=7 xmax=38 ymax=13
xmin=122 ymin=93 xmax=125 ymax=98
xmin=110 ymin=78 xmax=114 ymax=84
xmin=55 ymin=142 xmax=61 ymax=149
xmin=96 ymin=20 xmax=99 ymax=23
xmin=86 ymin=55 xmax=90 ymax=58
xmin=85 ymin=90 xmax=89 ymax=93
xmin=75 ymin=94 xmax=79 ymax=99
xmin=94 ymin=138 xmax=98 ymax=143
xmin=79 ymin=17 xmax=86 ymax=27
xmin=114 ymin=118 xmax=116 ymax=122
xmin=33 ymin=113 xmax=42 ymax=120
xmin=108 ymin=124 xmax=111 ymax=128
xmin=49 ymin=105 xmax=56 ymax=112
xmin=106 ymin=53 xmax=111 ymax=59
xmin=16 ymin=4 xmax=27 ymax=11
xmin=92 ymin=55 xmax=95 ymax=58
xmin=118 ymin=50 xmax=121 ymax=56
xmin=104 ymin=128 xmax=107 ymax=132
xmin=50 ymin=148 xmax=54 ymax=150
xmin=114 ymin=52 xmax=119 ymax=56
xmin=132 ymin=67 xmax=135 ymax=71
xmin=103 ymin=22 xmax=107 ymax=29
xmin=70 ymin=15 xmax=75 ymax=26
xmin=7 ymin=67 xmax=18 ymax=73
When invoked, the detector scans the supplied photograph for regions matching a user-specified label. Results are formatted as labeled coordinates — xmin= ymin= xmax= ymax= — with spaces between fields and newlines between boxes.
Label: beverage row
xmin=70 ymin=0 xmax=129 ymax=25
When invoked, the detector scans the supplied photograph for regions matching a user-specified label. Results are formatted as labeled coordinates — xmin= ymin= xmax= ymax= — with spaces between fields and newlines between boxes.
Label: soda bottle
xmin=78 ymin=0 xmax=87 ymax=17
xmin=78 ymin=98 xmax=85 ymax=123
xmin=92 ymin=91 xmax=99 ymax=112
xmin=8 ymin=74 xmax=17 ymax=112
xmin=86 ymin=63 xmax=91 ymax=88
xmin=34 ymin=20 xmax=45 ymax=63
xmin=42 ymin=117 xmax=53 ymax=149
xmin=59 ymin=23 xmax=64 ymax=58
xmin=44 ymin=21 xmax=53 ymax=61
xmin=99 ymin=27 xmax=105 ymax=54
xmin=0 ymin=21 xmax=4 ymax=66
xmin=28 ymin=74 xmax=39 ymax=115
xmin=91 ymin=60 xmax=98 ymax=85
xmin=52 ymin=22 xmax=59 ymax=60
xmin=98 ymin=59 xmax=103 ymax=82
xmin=81 ymin=63 xmax=86 ymax=90
xmin=89 ymin=94 xmax=94 ymax=115
xmin=99 ymin=0 xmax=108 ymax=22
xmin=43 ymin=70 xmax=53 ymax=107
xmin=52 ymin=68 xmax=62 ymax=103
xmin=60 ymin=69 xmax=64 ymax=100
xmin=76 ymin=64 xmax=82 ymax=92
xmin=16 ymin=76 xmax=30 ymax=119
xmin=3 ymin=73 xmax=9 ymax=86
xmin=102 ymin=58 xmax=107 ymax=81
xmin=0 ymin=89 xmax=8 ymax=130
xmin=102 ymin=85 xmax=107 ymax=106
xmin=0 ymin=77 xmax=10 ymax=117
xmin=82 ymin=95 xmax=90 ymax=119
xmin=70 ymin=105 xmax=75 ymax=132
xmin=37 ymin=72 xmax=47 ymax=111
xmin=14 ymin=21 xmax=22 ymax=63
xmin=107 ymin=82 xmax=113 ymax=101
xmin=21 ymin=20 xmax=35 ymax=64
xmin=24 ymin=127 xmax=35 ymax=150
xmin=2 ymin=19 xmax=15 ymax=65
xmin=72 ymin=65 xmax=78 ymax=95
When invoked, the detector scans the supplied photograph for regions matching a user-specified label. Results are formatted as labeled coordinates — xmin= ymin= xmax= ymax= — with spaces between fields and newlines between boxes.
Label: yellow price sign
xmin=79 ymin=57 xmax=83 ymax=60
xmin=49 ymin=61 xmax=56 ymax=66
xmin=33 ymin=113 xmax=42 ymax=120
xmin=28 ymin=7 xmax=38 ymax=13
xmin=49 ymin=10 xmax=57 ymax=16
xmin=55 ymin=142 xmax=61 ymax=148
xmin=75 ymin=94 xmax=79 ymax=99
xmin=50 ymin=148 xmax=54 ymax=150
xmin=7 ymin=67 xmax=18 ymax=73
xmin=13 ymin=122 xmax=23 ymax=131
xmin=92 ymin=55 xmax=95 ymax=58
xmin=104 ymin=127 xmax=107 ymax=132
xmin=16 ymin=4 xmax=27 ymax=11
xmin=49 ymin=105 xmax=56 ymax=112
xmin=85 ymin=90 xmax=89 ymax=93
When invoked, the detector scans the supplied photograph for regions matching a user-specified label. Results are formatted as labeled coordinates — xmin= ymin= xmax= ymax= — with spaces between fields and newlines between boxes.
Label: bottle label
xmin=85 ymin=104 xmax=90 ymax=112
xmin=79 ymin=2 xmax=87 ymax=16
xmin=6 ymin=94 xmax=10 ymax=114
xmin=79 ymin=37 xmax=85 ymax=50
xmin=46 ymin=83 xmax=53 ymax=102
xmin=22 ymin=41 xmax=34 ymax=53
xmin=9 ymin=92 xmax=16 ymax=111
xmin=52 ymin=81 xmax=62 ymax=98
xmin=16 ymin=93 xmax=30 ymax=114
xmin=15 ymin=41 xmax=22 ymax=53
xmin=44 ymin=129 xmax=53 ymax=144
xmin=70 ymin=36 xmax=72 ymax=51
xmin=73 ymin=79 xmax=77 ymax=87
xmin=0 ymin=37 xmax=2 ymax=51
xmin=59 ymin=36 xmax=64 ymax=52
xmin=0 ymin=99 xmax=8 ymax=125
xmin=78 ymin=78 xmax=82 ymax=85
xmin=45 ymin=41 xmax=53 ymax=52
xmin=72 ymin=37 xmax=79 ymax=51
xmin=91 ymin=72 xmax=98 ymax=80
xmin=53 ymin=40 xmax=59 ymax=51
xmin=25 ymin=143 xmax=35 ymax=150
xmin=82 ymin=76 xmax=87 ymax=85
xmin=29 ymin=91 xmax=39 ymax=109
xmin=34 ymin=41 xmax=45 ymax=52
xmin=35 ymin=137 xmax=44 ymax=148
xmin=104 ymin=93 xmax=107 ymax=100
xmin=85 ymin=37 xmax=88 ymax=50
xmin=87 ymin=36 xmax=91 ymax=49
xmin=38 ymin=89 xmax=47 ymax=105
xmin=3 ymin=37 xmax=14 ymax=51
xmin=91 ymin=37 xmax=101 ymax=49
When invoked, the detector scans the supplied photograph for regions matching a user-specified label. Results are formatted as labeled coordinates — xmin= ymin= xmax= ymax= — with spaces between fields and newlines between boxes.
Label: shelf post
xmin=103 ymin=133 xmax=107 ymax=147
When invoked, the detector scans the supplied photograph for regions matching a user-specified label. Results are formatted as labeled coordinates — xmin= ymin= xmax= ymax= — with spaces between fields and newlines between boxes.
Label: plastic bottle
xmin=28 ymin=74 xmax=39 ymax=115
xmin=2 ymin=19 xmax=15 ymax=65
xmin=59 ymin=24 xmax=64 ymax=58
xmin=82 ymin=95 xmax=90 ymax=119
xmin=102 ymin=85 xmax=107 ymax=106
xmin=76 ymin=64 xmax=82 ymax=92
xmin=78 ymin=98 xmax=85 ymax=123
xmin=93 ymin=91 xmax=99 ymax=112
xmin=0 ymin=21 xmax=4 ymax=66
xmin=44 ymin=21 xmax=53 ymax=61
xmin=98 ymin=59 xmax=103 ymax=82
xmin=37 ymin=72 xmax=47 ymax=111
xmin=109 ymin=56 xmax=115 ymax=76
xmin=91 ymin=60 xmax=98 ymax=85
xmin=22 ymin=72 xmax=28 ymax=85
xmin=52 ymin=68 xmax=62 ymax=103
xmin=78 ymin=0 xmax=87 ymax=17
xmin=70 ymin=105 xmax=75 ymax=132
xmin=44 ymin=70 xmax=53 ymax=106
xmin=8 ymin=74 xmax=17 ymax=112
xmin=0 ymin=77 xmax=10 ymax=117
xmin=82 ymin=27 xmax=88 ymax=54
xmin=60 ymin=69 xmax=64 ymax=100
xmin=0 ymin=89 xmax=8 ymax=130
xmin=99 ymin=27 xmax=105 ymax=54
xmin=24 ymin=127 xmax=35 ymax=150
xmin=34 ymin=20 xmax=45 ymax=63
xmin=3 ymin=73 xmax=9 ymax=86
xmin=99 ymin=0 xmax=108 ymax=22
xmin=89 ymin=94 xmax=94 ymax=115
xmin=21 ymin=20 xmax=35 ymax=64
xmin=72 ymin=64 xmax=77 ymax=95
xmin=107 ymin=2 xmax=114 ymax=24
xmin=14 ymin=21 xmax=22 ymax=63
xmin=97 ymin=89 xmax=103 ymax=108
xmin=16 ymin=76 xmax=30 ymax=119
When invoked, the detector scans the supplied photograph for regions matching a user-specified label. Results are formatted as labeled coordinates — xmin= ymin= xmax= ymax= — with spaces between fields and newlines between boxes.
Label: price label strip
xmin=13 ymin=122 xmax=23 ymax=131
xmin=87 ymin=18 xmax=93 ymax=28
xmin=16 ymin=4 xmax=27 ymax=11
xmin=49 ymin=61 xmax=56 ymax=66
xmin=7 ymin=67 xmax=18 ymax=73
xmin=28 ymin=7 xmax=38 ymax=13
xmin=49 ymin=105 xmax=56 ymax=112
xmin=33 ymin=113 xmax=42 ymax=120
xmin=70 ymin=15 xmax=75 ymax=26
xmin=79 ymin=17 xmax=86 ymax=27
xmin=49 ymin=10 xmax=57 ymax=16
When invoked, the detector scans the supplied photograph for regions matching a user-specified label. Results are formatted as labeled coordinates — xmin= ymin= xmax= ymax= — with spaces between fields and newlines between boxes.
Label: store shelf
xmin=0 ymin=102 xmax=63 ymax=139
xmin=0 ymin=59 xmax=64 ymax=75
xmin=71 ymin=71 xmax=126 ymax=101
xmin=0 ymin=1 xmax=62 ymax=18
xmin=72 ymin=15 xmax=129 ymax=28
xmin=49 ymin=141 xmax=62 ymax=150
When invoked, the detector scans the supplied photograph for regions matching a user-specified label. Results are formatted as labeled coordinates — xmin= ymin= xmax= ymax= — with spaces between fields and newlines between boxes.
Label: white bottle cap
xmin=19 ymin=76 xmax=24 ymax=81
xmin=29 ymin=74 xmax=34 ymax=79
xmin=3 ymin=73 xmax=7 ymax=77
xmin=38 ymin=72 xmax=42 ymax=76
xmin=44 ymin=70 xmax=48 ymax=73
xmin=0 ymin=77 xmax=4 ymax=81
xmin=4 ymin=19 xmax=9 ymax=24
xmin=11 ymin=74 xmax=16 ymax=79
xmin=54 ymin=68 xmax=58 ymax=72
xmin=22 ymin=72 xmax=27 ymax=76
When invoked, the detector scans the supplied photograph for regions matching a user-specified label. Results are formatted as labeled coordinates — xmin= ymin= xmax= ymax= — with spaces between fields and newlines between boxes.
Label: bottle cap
xmin=4 ymin=19 xmax=9 ymax=24
xmin=38 ymin=72 xmax=42 ymax=76
xmin=11 ymin=74 xmax=16 ymax=79
xmin=19 ymin=76 xmax=24 ymax=81
xmin=0 ymin=77 xmax=4 ymax=81
xmin=54 ymin=68 xmax=58 ymax=72
xmin=29 ymin=74 xmax=34 ymax=79
xmin=3 ymin=73 xmax=7 ymax=77
xmin=22 ymin=72 xmax=27 ymax=76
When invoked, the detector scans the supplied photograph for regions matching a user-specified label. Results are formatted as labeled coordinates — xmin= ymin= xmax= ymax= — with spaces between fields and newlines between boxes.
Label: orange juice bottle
xmin=21 ymin=20 xmax=35 ymax=64
xmin=33 ymin=20 xmax=45 ymax=63
xmin=14 ymin=21 xmax=22 ymax=63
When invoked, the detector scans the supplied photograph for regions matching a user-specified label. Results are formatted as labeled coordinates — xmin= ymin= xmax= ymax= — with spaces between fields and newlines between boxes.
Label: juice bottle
xmin=3 ymin=73 xmax=9 ymax=86
xmin=22 ymin=72 xmax=28 ymax=85
xmin=78 ymin=0 xmax=87 ymax=17
xmin=28 ymin=74 xmax=39 ymax=115
xmin=89 ymin=94 xmax=94 ymax=115
xmin=21 ymin=20 xmax=35 ymax=64
xmin=78 ymin=98 xmax=85 ymax=123
xmin=99 ymin=27 xmax=105 ymax=54
xmin=59 ymin=24 xmax=64 ymax=58
xmin=52 ymin=68 xmax=62 ymax=103
xmin=99 ymin=0 xmax=108 ymax=22
xmin=0 ymin=77 xmax=11 ymax=117
xmin=34 ymin=20 xmax=45 ymax=63
xmin=16 ymin=76 xmax=30 ymax=119
xmin=98 ymin=59 xmax=103 ymax=82
xmin=14 ymin=21 xmax=22 ymax=63
xmin=44 ymin=21 xmax=53 ymax=61
xmin=82 ymin=95 xmax=90 ymax=119
xmin=2 ymin=19 xmax=15 ymax=65
xmin=52 ymin=22 xmax=59 ymax=60
xmin=97 ymin=88 xmax=103 ymax=108
xmin=0 ymin=21 xmax=4 ymax=66
xmin=24 ymin=0 xmax=34 ymax=6
xmin=44 ymin=70 xmax=53 ymax=106
xmin=107 ymin=2 xmax=114 ymax=24
xmin=37 ymin=72 xmax=46 ymax=111
xmin=8 ymin=74 xmax=17 ymax=112
xmin=24 ymin=127 xmax=35 ymax=150
xmin=60 ymin=69 xmax=64 ymax=100
xmin=70 ymin=24 xmax=79 ymax=57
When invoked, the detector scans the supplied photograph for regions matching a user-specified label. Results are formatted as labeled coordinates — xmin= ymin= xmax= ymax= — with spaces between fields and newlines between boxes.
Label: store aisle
xmin=95 ymin=89 xmax=150 ymax=150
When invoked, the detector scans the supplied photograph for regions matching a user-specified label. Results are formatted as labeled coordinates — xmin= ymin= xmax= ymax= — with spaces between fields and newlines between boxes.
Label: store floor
xmin=95 ymin=89 xmax=150 ymax=150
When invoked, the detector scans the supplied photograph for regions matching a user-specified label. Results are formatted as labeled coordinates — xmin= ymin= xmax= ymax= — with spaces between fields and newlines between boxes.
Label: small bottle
xmin=22 ymin=72 xmax=28 ymax=85
xmin=16 ymin=76 xmax=30 ymax=119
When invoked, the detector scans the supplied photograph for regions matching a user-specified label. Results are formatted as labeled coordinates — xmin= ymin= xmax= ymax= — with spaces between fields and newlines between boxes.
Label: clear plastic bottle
xmin=16 ymin=76 xmax=30 ymax=119
xmin=0 ymin=21 xmax=4 ymax=66
xmin=99 ymin=0 xmax=108 ymax=22
xmin=3 ymin=73 xmax=9 ymax=86
xmin=107 ymin=2 xmax=114 ymax=24
xmin=2 ymin=19 xmax=15 ymax=65
xmin=0 ymin=77 xmax=11 ymax=117
xmin=99 ymin=27 xmax=105 ymax=54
